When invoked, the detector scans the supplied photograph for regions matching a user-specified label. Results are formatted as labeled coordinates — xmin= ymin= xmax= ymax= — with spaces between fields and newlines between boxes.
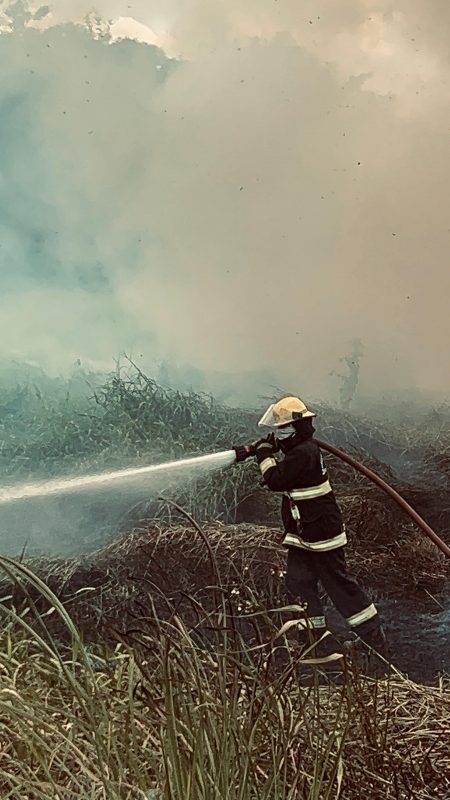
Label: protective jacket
xmin=256 ymin=429 xmax=346 ymax=552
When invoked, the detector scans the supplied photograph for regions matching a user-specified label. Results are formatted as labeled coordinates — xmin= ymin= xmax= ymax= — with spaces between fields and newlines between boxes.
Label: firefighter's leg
xmin=316 ymin=548 xmax=387 ymax=656
xmin=286 ymin=547 xmax=324 ymax=627
xmin=286 ymin=548 xmax=343 ymax=664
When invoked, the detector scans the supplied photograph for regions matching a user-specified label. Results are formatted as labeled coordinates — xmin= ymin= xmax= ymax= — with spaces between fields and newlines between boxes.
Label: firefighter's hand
xmin=254 ymin=433 xmax=278 ymax=454
xmin=266 ymin=432 xmax=280 ymax=452
xmin=254 ymin=438 xmax=275 ymax=462
xmin=254 ymin=437 xmax=278 ymax=480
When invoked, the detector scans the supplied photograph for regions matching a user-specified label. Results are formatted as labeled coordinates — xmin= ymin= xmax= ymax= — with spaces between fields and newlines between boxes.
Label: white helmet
xmin=258 ymin=396 xmax=316 ymax=428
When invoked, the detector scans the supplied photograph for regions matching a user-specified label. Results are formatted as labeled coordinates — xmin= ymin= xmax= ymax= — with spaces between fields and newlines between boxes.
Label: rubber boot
xmin=343 ymin=623 xmax=390 ymax=677
xmin=359 ymin=624 xmax=389 ymax=657
xmin=299 ymin=627 xmax=344 ymax=666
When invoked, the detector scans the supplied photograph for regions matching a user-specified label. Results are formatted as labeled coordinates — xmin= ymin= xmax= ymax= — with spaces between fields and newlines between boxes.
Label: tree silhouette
xmin=330 ymin=339 xmax=364 ymax=409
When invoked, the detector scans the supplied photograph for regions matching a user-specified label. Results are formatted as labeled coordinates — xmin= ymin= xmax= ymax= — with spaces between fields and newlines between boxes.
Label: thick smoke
xmin=0 ymin=0 xmax=449 ymax=399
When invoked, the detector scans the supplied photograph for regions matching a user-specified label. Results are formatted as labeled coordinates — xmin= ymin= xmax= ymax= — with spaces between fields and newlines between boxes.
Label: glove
xmin=254 ymin=433 xmax=279 ymax=454
xmin=233 ymin=444 xmax=256 ymax=463
xmin=254 ymin=436 xmax=277 ymax=480
xmin=254 ymin=437 xmax=275 ymax=464
xmin=266 ymin=432 xmax=281 ymax=453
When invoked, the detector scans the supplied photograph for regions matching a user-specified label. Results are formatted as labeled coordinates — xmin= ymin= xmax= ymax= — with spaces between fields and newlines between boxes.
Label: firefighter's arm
xmin=255 ymin=441 xmax=298 ymax=492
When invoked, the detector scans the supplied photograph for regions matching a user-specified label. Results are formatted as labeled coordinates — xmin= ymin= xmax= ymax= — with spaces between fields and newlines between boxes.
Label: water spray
xmin=0 ymin=451 xmax=237 ymax=505
xmin=0 ymin=440 xmax=447 ymax=563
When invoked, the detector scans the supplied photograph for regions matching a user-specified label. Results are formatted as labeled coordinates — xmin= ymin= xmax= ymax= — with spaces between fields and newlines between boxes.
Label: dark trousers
xmin=286 ymin=546 xmax=379 ymax=635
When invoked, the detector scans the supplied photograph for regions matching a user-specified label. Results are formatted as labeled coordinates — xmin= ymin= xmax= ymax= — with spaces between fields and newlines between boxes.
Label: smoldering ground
xmin=0 ymin=0 xmax=449 ymax=401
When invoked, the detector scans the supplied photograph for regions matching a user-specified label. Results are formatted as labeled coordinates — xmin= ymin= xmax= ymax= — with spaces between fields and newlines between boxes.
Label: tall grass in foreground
xmin=0 ymin=555 xmax=448 ymax=799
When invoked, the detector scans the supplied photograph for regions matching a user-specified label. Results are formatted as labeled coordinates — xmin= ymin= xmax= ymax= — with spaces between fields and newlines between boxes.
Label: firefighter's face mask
xmin=276 ymin=427 xmax=294 ymax=440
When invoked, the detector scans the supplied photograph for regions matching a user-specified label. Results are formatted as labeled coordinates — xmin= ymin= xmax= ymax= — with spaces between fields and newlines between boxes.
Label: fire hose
xmin=234 ymin=440 xmax=450 ymax=561
xmin=316 ymin=439 xmax=450 ymax=561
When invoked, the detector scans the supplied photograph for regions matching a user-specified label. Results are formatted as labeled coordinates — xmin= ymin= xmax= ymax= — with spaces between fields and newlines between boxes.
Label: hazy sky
xmin=1 ymin=0 xmax=449 ymax=399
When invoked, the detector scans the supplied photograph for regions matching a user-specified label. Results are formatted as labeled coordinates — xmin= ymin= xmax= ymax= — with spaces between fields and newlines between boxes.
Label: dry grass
xmin=0 ymin=552 xmax=449 ymax=800
xmin=8 ymin=510 xmax=447 ymax=649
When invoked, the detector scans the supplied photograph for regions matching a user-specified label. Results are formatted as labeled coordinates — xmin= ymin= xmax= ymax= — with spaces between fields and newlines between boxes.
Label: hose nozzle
xmin=233 ymin=444 xmax=256 ymax=463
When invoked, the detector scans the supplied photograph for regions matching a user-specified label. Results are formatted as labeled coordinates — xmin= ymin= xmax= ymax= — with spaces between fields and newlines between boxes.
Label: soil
xmin=326 ymin=593 xmax=450 ymax=684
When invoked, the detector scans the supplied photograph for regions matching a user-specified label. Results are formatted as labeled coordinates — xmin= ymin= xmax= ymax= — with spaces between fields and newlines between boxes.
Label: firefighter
xmin=234 ymin=396 xmax=387 ymax=665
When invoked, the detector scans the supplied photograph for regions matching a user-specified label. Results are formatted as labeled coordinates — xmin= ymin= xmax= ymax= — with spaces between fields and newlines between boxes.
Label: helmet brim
xmin=258 ymin=404 xmax=316 ymax=428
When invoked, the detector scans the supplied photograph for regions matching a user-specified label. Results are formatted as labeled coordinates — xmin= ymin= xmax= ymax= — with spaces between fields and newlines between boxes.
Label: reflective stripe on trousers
xmin=305 ymin=615 xmax=326 ymax=629
xmin=347 ymin=603 xmax=378 ymax=627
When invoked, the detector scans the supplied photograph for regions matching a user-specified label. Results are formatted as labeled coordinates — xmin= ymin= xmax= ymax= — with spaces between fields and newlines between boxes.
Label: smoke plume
xmin=1 ymin=0 xmax=449 ymax=400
